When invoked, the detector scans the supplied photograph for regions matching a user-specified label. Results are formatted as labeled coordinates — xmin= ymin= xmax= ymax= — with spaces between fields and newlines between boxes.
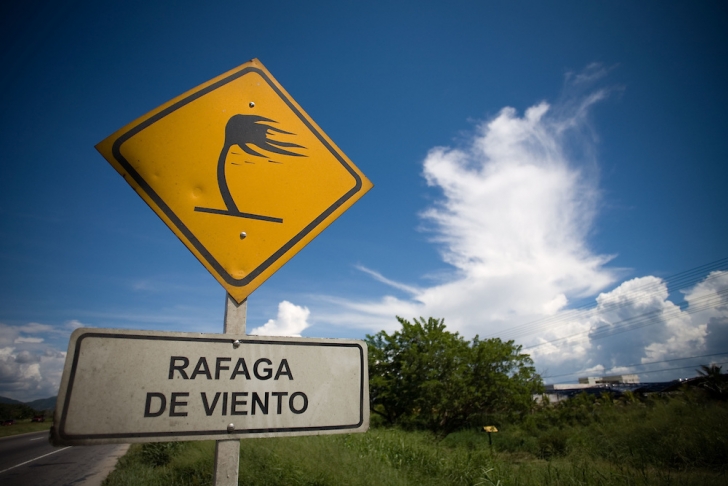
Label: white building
xmin=578 ymin=375 xmax=640 ymax=385
xmin=539 ymin=374 xmax=641 ymax=403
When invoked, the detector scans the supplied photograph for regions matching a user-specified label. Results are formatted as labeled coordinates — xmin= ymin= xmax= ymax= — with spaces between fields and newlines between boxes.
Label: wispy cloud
xmin=18 ymin=322 xmax=55 ymax=334
xmin=355 ymin=265 xmax=421 ymax=296
xmin=14 ymin=337 xmax=44 ymax=344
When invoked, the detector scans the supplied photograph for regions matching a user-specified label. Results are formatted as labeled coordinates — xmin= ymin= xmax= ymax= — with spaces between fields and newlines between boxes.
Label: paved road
xmin=0 ymin=430 xmax=128 ymax=486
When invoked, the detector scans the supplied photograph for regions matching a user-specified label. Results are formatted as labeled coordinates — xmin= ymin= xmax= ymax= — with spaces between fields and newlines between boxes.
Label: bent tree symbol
xmin=195 ymin=114 xmax=306 ymax=223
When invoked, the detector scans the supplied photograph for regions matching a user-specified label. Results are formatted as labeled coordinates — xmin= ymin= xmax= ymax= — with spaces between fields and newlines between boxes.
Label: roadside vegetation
xmin=0 ymin=418 xmax=51 ymax=438
xmin=367 ymin=317 xmax=542 ymax=435
xmin=103 ymin=403 xmax=727 ymax=486
xmin=103 ymin=317 xmax=727 ymax=485
xmin=0 ymin=401 xmax=52 ymax=438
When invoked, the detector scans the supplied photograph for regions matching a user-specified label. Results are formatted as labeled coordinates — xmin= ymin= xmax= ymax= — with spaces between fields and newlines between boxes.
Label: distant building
xmin=578 ymin=374 xmax=640 ymax=385
xmin=540 ymin=374 xmax=641 ymax=403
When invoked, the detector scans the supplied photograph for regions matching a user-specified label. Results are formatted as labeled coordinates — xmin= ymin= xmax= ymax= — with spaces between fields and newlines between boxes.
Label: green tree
xmin=0 ymin=402 xmax=36 ymax=421
xmin=366 ymin=316 xmax=542 ymax=435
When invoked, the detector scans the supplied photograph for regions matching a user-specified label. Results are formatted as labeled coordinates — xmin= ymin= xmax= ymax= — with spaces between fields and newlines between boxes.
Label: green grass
xmin=102 ymin=441 xmax=214 ymax=486
xmin=495 ymin=393 xmax=728 ymax=471
xmin=0 ymin=419 xmax=51 ymax=438
xmin=102 ymin=394 xmax=728 ymax=485
xmin=103 ymin=429 xmax=727 ymax=486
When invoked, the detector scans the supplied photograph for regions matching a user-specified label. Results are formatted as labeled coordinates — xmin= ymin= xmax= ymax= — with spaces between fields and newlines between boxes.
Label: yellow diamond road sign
xmin=96 ymin=59 xmax=373 ymax=303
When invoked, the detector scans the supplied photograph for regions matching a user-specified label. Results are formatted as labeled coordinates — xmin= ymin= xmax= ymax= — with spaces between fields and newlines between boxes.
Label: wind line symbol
xmin=195 ymin=114 xmax=306 ymax=223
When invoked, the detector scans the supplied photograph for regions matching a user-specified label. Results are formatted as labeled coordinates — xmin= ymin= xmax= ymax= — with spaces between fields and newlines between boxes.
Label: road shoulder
xmin=77 ymin=444 xmax=130 ymax=486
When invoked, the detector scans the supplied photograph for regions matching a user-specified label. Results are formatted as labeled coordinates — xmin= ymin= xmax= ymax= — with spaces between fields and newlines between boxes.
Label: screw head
xmin=233 ymin=340 xmax=241 ymax=348
xmin=240 ymin=232 xmax=247 ymax=239
xmin=227 ymin=423 xmax=235 ymax=432
xmin=249 ymin=101 xmax=255 ymax=108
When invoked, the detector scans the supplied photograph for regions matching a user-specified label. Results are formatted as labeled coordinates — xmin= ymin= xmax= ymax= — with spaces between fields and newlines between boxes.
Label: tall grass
xmin=103 ymin=393 xmax=727 ymax=485
xmin=103 ymin=441 xmax=214 ymax=486
xmin=495 ymin=392 xmax=728 ymax=471
xmin=0 ymin=419 xmax=51 ymax=438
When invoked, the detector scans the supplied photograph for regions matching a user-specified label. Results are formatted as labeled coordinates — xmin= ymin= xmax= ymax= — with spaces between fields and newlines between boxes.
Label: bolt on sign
xmin=51 ymin=328 xmax=368 ymax=445
xmin=95 ymin=58 xmax=373 ymax=303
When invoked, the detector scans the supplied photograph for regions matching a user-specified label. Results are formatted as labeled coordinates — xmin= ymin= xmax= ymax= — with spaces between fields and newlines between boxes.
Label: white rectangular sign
xmin=52 ymin=328 xmax=369 ymax=445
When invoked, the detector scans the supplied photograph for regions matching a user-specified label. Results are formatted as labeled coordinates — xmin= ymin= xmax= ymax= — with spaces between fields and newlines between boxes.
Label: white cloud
xmin=0 ymin=345 xmax=66 ymax=401
xmin=0 ymin=322 xmax=73 ymax=401
xmin=566 ymin=63 xmax=613 ymax=86
xmin=317 ymin=68 xmax=617 ymax=341
xmin=250 ymin=301 xmax=311 ymax=337
xmin=593 ymin=277 xmax=698 ymax=364
xmin=685 ymin=271 xmax=728 ymax=356
xmin=0 ymin=325 xmax=21 ymax=347
xmin=14 ymin=337 xmax=44 ymax=344
xmin=354 ymin=265 xmax=421 ymax=296
xmin=19 ymin=322 xmax=55 ymax=334
xmin=65 ymin=319 xmax=86 ymax=330
xmin=530 ymin=272 xmax=728 ymax=382
xmin=303 ymin=65 xmax=727 ymax=384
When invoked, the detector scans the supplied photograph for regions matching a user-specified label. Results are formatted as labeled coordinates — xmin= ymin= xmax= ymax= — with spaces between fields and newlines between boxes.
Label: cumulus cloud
xmin=65 ymin=319 xmax=86 ymax=330
xmin=685 ymin=271 xmax=728 ymax=356
xmin=315 ymin=66 xmax=617 ymax=340
xmin=303 ymin=64 xmax=727 ymax=383
xmin=14 ymin=350 xmax=41 ymax=364
xmin=250 ymin=301 xmax=311 ymax=337
xmin=530 ymin=271 xmax=728 ymax=382
xmin=0 ymin=322 xmax=72 ymax=401
xmin=592 ymin=277 xmax=697 ymax=364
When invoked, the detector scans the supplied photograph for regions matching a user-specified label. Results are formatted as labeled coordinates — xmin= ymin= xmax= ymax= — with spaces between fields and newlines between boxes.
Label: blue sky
xmin=1 ymin=1 xmax=727 ymax=401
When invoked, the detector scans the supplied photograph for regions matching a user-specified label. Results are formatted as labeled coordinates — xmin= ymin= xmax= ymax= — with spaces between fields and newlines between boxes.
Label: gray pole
xmin=213 ymin=294 xmax=246 ymax=486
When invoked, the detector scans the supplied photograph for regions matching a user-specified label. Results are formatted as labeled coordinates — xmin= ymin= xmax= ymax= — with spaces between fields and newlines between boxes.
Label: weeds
xmin=139 ymin=442 xmax=183 ymax=467
xmin=104 ymin=392 xmax=728 ymax=485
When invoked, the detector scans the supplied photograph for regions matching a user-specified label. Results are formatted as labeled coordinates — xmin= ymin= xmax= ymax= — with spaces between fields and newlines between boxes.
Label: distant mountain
xmin=27 ymin=396 xmax=56 ymax=411
xmin=0 ymin=396 xmax=24 ymax=405
xmin=0 ymin=395 xmax=56 ymax=410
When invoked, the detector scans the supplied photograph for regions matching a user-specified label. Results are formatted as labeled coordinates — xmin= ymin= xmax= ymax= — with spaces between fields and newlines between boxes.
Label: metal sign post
xmin=214 ymin=295 xmax=246 ymax=486
xmin=53 ymin=59 xmax=372 ymax=479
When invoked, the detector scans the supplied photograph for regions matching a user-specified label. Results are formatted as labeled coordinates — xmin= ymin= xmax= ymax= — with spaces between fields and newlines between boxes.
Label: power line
xmin=626 ymin=360 xmax=728 ymax=377
xmin=546 ymin=361 xmax=728 ymax=384
xmin=505 ymin=268 xmax=726 ymax=341
xmin=524 ymin=287 xmax=728 ymax=350
xmin=505 ymin=258 xmax=727 ymax=338
xmin=587 ymin=288 xmax=727 ymax=341
xmin=488 ymin=257 xmax=728 ymax=342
